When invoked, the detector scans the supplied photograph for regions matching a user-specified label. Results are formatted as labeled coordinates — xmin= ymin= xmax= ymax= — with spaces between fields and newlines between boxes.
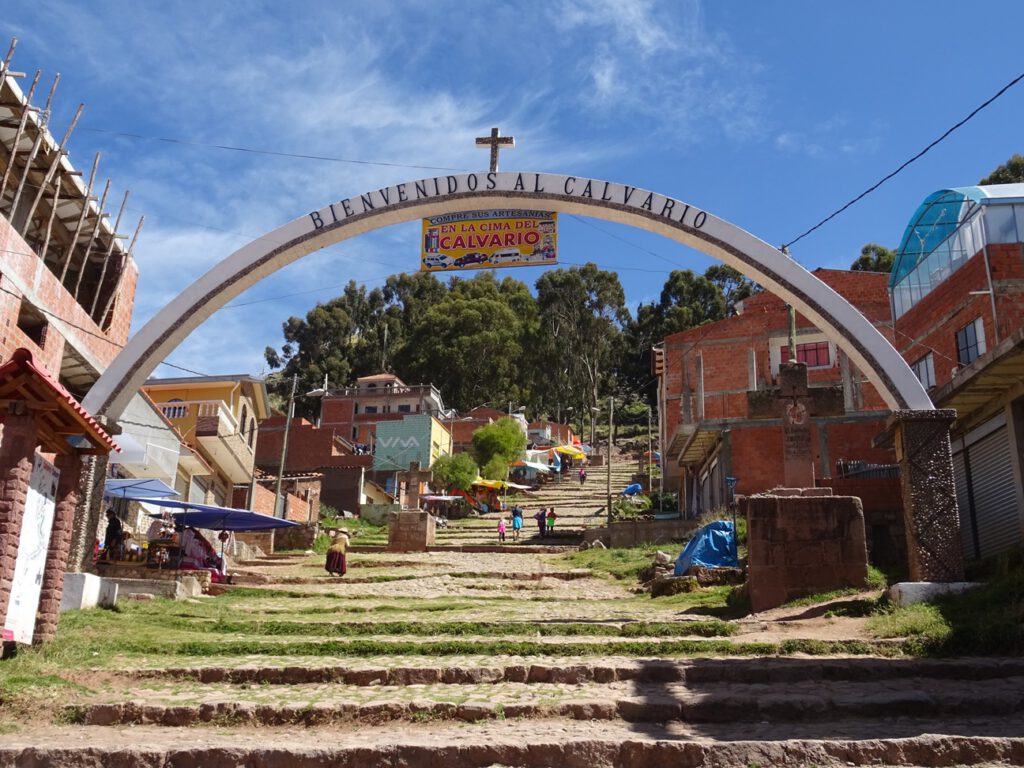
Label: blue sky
xmin=6 ymin=1 xmax=1024 ymax=380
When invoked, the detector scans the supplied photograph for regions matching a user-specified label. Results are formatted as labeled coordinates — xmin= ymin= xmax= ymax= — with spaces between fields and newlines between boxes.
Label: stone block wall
xmin=583 ymin=518 xmax=699 ymax=548
xmin=273 ymin=524 xmax=317 ymax=551
xmin=744 ymin=490 xmax=868 ymax=612
xmin=387 ymin=511 xmax=435 ymax=552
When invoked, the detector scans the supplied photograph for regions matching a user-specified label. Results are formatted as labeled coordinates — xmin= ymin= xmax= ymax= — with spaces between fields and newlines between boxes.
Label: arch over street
xmin=82 ymin=171 xmax=933 ymax=420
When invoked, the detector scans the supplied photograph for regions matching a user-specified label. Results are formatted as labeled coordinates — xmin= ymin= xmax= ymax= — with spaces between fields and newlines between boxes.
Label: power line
xmin=80 ymin=126 xmax=471 ymax=173
xmin=783 ymin=70 xmax=1024 ymax=250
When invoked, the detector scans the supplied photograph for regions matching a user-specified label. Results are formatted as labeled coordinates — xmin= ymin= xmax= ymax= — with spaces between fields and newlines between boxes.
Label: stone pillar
xmin=779 ymin=363 xmax=815 ymax=488
xmin=0 ymin=407 xmax=40 ymax=627
xmin=33 ymin=452 xmax=83 ymax=644
xmin=889 ymin=409 xmax=964 ymax=582
xmin=68 ymin=453 xmax=107 ymax=574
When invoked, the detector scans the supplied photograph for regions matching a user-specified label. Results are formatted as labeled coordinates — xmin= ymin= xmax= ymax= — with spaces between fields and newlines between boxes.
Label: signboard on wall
xmin=2 ymin=453 xmax=59 ymax=644
xmin=421 ymin=209 xmax=557 ymax=271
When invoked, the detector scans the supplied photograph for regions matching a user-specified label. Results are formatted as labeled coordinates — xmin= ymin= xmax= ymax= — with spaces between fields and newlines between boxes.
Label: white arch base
xmin=83 ymin=172 xmax=933 ymax=420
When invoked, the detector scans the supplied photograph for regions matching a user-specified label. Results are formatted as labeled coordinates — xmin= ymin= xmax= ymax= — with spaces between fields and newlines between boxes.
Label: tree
xmin=980 ymin=154 xmax=1024 ymax=185
xmin=703 ymin=264 xmax=756 ymax=315
xmin=471 ymin=417 xmax=527 ymax=470
xmin=481 ymin=455 xmax=509 ymax=482
xmin=535 ymin=263 xmax=629 ymax=419
xmin=396 ymin=288 xmax=526 ymax=412
xmin=850 ymin=243 xmax=896 ymax=273
xmin=431 ymin=453 xmax=478 ymax=491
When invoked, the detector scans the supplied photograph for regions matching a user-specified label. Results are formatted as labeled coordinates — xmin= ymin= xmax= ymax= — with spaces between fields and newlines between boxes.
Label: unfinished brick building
xmin=656 ymin=269 xmax=905 ymax=563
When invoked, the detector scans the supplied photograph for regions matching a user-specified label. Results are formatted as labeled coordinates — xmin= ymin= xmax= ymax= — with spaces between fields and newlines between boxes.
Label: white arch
xmin=83 ymin=172 xmax=932 ymax=420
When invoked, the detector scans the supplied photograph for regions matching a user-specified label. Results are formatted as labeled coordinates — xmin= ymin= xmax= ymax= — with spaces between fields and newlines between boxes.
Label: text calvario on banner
xmin=421 ymin=209 xmax=557 ymax=271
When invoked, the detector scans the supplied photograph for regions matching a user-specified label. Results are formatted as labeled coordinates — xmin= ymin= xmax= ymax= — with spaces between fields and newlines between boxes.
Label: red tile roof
xmin=0 ymin=348 xmax=117 ymax=454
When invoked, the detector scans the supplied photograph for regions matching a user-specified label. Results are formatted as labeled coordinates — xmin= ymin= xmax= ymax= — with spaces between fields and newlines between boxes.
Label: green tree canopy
xmin=850 ymin=243 xmax=896 ymax=273
xmin=534 ymin=263 xmax=628 ymax=418
xmin=481 ymin=454 xmax=509 ymax=482
xmin=471 ymin=416 xmax=527 ymax=470
xmin=980 ymin=154 xmax=1024 ymax=185
xmin=430 ymin=453 xmax=478 ymax=491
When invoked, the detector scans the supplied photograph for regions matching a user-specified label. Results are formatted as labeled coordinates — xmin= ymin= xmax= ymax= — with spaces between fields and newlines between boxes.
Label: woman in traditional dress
xmin=325 ymin=530 xmax=350 ymax=576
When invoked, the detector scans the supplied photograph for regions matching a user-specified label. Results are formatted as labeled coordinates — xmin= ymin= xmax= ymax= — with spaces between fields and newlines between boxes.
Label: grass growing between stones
xmin=558 ymin=544 xmax=661 ymax=581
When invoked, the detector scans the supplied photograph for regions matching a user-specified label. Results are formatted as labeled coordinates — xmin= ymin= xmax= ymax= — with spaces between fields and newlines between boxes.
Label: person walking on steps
xmin=546 ymin=507 xmax=557 ymax=535
xmin=534 ymin=508 xmax=547 ymax=538
xmin=511 ymin=506 xmax=523 ymax=541
xmin=578 ymin=467 xmax=587 ymax=486
xmin=497 ymin=516 xmax=507 ymax=543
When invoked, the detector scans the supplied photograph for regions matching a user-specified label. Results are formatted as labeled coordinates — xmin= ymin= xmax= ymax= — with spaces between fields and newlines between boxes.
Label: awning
xmin=511 ymin=460 xmax=552 ymax=473
xmin=104 ymin=478 xmax=178 ymax=500
xmin=422 ymin=495 xmax=461 ymax=501
xmin=141 ymin=498 xmax=300 ymax=531
xmin=554 ymin=445 xmax=586 ymax=459
xmin=472 ymin=478 xmax=506 ymax=490
xmin=679 ymin=426 xmax=723 ymax=465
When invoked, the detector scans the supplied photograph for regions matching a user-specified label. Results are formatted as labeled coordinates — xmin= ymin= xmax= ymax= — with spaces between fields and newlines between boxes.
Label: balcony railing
xmin=158 ymin=399 xmax=239 ymax=437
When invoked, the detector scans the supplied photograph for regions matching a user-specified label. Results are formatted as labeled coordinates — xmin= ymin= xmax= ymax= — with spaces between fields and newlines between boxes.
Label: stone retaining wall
xmin=583 ymin=518 xmax=699 ymax=548
xmin=744 ymin=489 xmax=868 ymax=612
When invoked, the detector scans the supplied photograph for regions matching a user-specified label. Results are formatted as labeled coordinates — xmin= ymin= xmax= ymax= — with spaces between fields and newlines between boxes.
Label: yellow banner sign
xmin=421 ymin=209 xmax=557 ymax=271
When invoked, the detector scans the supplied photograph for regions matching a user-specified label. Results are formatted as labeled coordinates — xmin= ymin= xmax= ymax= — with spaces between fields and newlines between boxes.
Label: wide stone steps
xmin=6 ymin=721 xmax=1024 ymax=768
xmin=56 ymin=658 xmax=1024 ymax=727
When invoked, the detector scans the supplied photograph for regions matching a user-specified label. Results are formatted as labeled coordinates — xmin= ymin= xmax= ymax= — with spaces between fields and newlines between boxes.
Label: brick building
xmin=319 ymin=373 xmax=449 ymax=448
xmin=656 ymin=269 xmax=902 ymax=558
xmin=255 ymin=414 xmax=372 ymax=517
xmin=890 ymin=184 xmax=1024 ymax=559
xmin=0 ymin=54 xmax=139 ymax=643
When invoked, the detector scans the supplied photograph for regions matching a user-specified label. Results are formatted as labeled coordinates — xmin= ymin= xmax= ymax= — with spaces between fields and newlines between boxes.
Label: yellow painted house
xmin=142 ymin=375 xmax=270 ymax=507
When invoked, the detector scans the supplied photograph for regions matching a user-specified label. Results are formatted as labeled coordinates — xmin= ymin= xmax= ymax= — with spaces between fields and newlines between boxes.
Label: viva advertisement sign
xmin=421 ymin=209 xmax=557 ymax=272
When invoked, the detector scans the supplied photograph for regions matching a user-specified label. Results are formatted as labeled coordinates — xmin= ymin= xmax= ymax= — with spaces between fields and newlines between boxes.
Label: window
xmin=781 ymin=341 xmax=831 ymax=368
xmin=398 ymin=404 xmax=412 ymax=413
xmin=911 ymin=353 xmax=936 ymax=389
xmin=364 ymin=405 xmax=378 ymax=414
xmin=16 ymin=300 xmax=47 ymax=348
xmin=956 ymin=317 xmax=987 ymax=365
xmin=353 ymin=403 xmax=359 ymax=414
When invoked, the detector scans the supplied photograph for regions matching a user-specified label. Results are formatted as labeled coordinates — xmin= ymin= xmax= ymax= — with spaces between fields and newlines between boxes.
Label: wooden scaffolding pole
xmin=0 ymin=69 xmax=40 ymax=201
xmin=71 ymin=178 xmax=110 ymax=300
xmin=98 ymin=215 xmax=143 ymax=328
xmin=38 ymin=172 xmax=62 ymax=263
xmin=17 ymin=102 xmax=81 ymax=235
xmin=0 ymin=38 xmax=20 ymax=82
xmin=88 ymin=189 xmax=128 ymax=317
xmin=59 ymin=152 xmax=99 ymax=284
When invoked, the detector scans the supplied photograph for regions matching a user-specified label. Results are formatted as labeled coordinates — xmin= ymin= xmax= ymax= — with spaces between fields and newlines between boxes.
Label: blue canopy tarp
xmin=141 ymin=498 xmax=300 ymax=531
xmin=674 ymin=520 xmax=737 ymax=575
xmin=622 ymin=483 xmax=643 ymax=496
xmin=104 ymin=478 xmax=178 ymax=500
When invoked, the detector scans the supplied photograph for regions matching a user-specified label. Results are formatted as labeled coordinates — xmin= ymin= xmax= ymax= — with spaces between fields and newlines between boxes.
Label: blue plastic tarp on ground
xmin=674 ymin=520 xmax=737 ymax=575
xmin=622 ymin=483 xmax=643 ymax=496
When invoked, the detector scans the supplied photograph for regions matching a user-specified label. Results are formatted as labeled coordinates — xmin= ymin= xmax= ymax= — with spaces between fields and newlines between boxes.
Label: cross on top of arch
xmin=475 ymin=127 xmax=514 ymax=173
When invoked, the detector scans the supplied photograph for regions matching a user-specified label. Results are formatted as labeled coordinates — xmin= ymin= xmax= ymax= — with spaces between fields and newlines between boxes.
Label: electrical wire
xmin=80 ymin=126 xmax=471 ymax=173
xmin=783 ymin=70 xmax=1024 ymax=250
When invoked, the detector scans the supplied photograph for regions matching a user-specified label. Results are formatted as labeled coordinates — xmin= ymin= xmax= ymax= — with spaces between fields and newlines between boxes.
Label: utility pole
xmin=274 ymin=374 xmax=297 ymax=518
xmin=647 ymin=405 xmax=652 ymax=499
xmin=606 ymin=396 xmax=614 ymax=526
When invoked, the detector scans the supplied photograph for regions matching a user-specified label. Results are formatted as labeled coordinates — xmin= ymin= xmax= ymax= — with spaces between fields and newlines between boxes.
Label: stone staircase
xmin=433 ymin=446 xmax=640 ymax=548
xmin=5 ymin=490 xmax=1023 ymax=766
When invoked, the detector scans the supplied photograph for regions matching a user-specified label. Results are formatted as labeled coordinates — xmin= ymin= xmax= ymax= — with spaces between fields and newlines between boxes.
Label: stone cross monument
xmin=475 ymin=127 xmax=515 ymax=172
